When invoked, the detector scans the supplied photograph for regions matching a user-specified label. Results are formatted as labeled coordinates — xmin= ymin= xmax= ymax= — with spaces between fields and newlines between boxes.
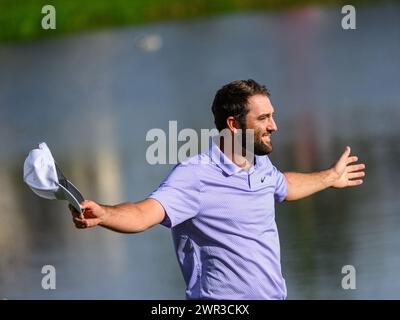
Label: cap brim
xmin=56 ymin=180 xmax=84 ymax=213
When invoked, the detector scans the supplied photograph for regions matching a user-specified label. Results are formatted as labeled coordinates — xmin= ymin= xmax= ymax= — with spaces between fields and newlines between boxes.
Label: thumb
xmin=338 ymin=146 xmax=351 ymax=163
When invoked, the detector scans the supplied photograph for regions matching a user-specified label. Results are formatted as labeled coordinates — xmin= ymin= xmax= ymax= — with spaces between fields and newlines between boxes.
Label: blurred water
xmin=0 ymin=4 xmax=399 ymax=299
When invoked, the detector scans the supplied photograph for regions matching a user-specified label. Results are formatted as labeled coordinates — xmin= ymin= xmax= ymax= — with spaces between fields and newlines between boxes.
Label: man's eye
xmin=258 ymin=114 xmax=273 ymax=120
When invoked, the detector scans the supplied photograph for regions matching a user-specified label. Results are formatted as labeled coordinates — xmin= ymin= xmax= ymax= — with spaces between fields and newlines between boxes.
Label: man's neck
xmin=219 ymin=138 xmax=254 ymax=171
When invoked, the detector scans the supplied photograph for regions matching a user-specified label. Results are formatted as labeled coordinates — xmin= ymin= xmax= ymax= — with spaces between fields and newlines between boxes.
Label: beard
xmin=240 ymin=126 xmax=273 ymax=156
xmin=254 ymin=137 xmax=272 ymax=155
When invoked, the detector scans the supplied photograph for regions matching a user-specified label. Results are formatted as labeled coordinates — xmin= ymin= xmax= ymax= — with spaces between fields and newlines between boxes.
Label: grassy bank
xmin=0 ymin=0 xmax=394 ymax=43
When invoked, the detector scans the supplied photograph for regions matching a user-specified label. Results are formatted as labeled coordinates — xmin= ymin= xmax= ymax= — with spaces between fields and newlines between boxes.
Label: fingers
xmin=347 ymin=179 xmax=363 ymax=186
xmin=73 ymin=216 xmax=87 ymax=229
xmin=348 ymin=171 xmax=365 ymax=179
xmin=72 ymin=216 xmax=102 ymax=229
xmin=347 ymin=163 xmax=366 ymax=187
xmin=346 ymin=156 xmax=358 ymax=164
xmin=347 ymin=163 xmax=366 ymax=173
xmin=347 ymin=163 xmax=365 ymax=186
xmin=345 ymin=150 xmax=366 ymax=187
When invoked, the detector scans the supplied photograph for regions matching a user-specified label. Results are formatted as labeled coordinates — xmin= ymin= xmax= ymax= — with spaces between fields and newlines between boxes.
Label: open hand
xmin=331 ymin=146 xmax=366 ymax=188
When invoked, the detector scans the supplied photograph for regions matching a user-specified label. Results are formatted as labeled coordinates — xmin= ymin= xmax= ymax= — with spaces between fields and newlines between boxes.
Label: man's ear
xmin=226 ymin=116 xmax=240 ymax=134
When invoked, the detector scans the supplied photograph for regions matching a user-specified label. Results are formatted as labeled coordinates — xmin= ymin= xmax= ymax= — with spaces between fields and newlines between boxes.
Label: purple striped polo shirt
xmin=148 ymin=138 xmax=288 ymax=299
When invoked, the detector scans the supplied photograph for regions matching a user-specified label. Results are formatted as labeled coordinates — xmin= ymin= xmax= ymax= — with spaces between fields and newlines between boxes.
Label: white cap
xmin=23 ymin=142 xmax=84 ymax=213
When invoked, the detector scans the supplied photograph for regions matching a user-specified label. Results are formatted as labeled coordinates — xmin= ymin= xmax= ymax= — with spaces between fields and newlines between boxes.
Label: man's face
xmin=243 ymin=94 xmax=278 ymax=155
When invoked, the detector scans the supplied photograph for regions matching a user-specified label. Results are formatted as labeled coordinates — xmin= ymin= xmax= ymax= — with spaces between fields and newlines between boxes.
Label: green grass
xmin=0 ymin=0 xmax=394 ymax=43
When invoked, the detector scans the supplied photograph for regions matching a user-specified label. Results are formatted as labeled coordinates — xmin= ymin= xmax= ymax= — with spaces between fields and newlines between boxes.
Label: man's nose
xmin=269 ymin=118 xmax=278 ymax=132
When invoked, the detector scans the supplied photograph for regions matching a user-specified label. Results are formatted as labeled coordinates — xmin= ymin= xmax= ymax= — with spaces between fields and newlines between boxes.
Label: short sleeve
xmin=272 ymin=166 xmax=287 ymax=203
xmin=147 ymin=163 xmax=201 ymax=228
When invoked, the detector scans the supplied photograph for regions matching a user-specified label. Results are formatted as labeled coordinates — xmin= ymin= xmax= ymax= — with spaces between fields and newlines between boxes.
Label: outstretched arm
xmin=69 ymin=198 xmax=166 ymax=233
xmin=283 ymin=146 xmax=366 ymax=201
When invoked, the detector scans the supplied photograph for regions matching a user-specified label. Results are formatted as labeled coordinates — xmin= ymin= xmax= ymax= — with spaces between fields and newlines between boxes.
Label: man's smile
xmin=262 ymin=133 xmax=271 ymax=142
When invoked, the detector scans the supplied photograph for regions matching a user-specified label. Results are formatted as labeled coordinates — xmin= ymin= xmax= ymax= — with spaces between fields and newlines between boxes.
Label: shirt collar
xmin=208 ymin=137 xmax=265 ymax=176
